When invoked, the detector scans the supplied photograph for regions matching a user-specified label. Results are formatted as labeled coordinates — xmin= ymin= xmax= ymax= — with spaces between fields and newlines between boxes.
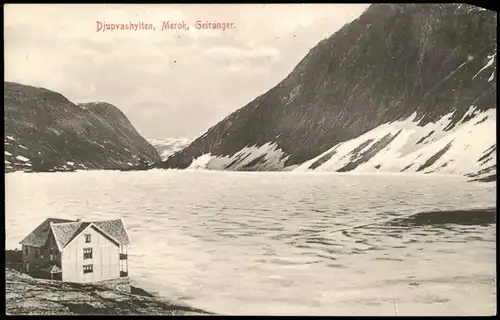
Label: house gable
xmin=51 ymin=222 xmax=90 ymax=249
xmin=62 ymin=224 xmax=120 ymax=251
xmin=61 ymin=225 xmax=121 ymax=282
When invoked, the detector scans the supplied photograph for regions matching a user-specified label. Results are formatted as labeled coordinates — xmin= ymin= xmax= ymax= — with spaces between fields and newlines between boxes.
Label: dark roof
xmin=19 ymin=218 xmax=75 ymax=247
xmin=92 ymin=219 xmax=131 ymax=246
xmin=40 ymin=265 xmax=62 ymax=274
xmin=52 ymin=222 xmax=91 ymax=248
xmin=19 ymin=218 xmax=131 ymax=249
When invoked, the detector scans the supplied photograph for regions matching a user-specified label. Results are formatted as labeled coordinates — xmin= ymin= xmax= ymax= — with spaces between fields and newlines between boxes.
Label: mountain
xmin=148 ymin=138 xmax=193 ymax=161
xmin=160 ymin=4 xmax=496 ymax=181
xmin=4 ymin=82 xmax=161 ymax=172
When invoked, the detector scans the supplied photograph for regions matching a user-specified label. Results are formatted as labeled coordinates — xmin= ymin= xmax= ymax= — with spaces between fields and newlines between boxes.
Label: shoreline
xmin=5 ymin=168 xmax=496 ymax=185
xmin=5 ymin=250 xmax=213 ymax=315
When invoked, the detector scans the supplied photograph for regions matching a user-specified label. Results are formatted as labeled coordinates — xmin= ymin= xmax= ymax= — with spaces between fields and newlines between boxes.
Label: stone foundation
xmin=94 ymin=277 xmax=131 ymax=293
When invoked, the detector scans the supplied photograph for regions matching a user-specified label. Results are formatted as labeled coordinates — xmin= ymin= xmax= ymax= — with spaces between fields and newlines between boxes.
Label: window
xmin=85 ymin=234 xmax=91 ymax=243
xmin=83 ymin=264 xmax=93 ymax=274
xmin=34 ymin=248 xmax=40 ymax=258
xmin=83 ymin=248 xmax=93 ymax=259
xmin=50 ymin=249 xmax=56 ymax=260
xmin=23 ymin=246 xmax=28 ymax=255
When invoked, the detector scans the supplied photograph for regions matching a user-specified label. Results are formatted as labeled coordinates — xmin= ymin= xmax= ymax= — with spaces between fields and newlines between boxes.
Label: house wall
xmin=21 ymin=246 xmax=45 ymax=276
xmin=44 ymin=231 xmax=62 ymax=267
xmin=61 ymin=226 xmax=120 ymax=283
xmin=21 ymin=233 xmax=61 ymax=277
xmin=21 ymin=245 xmax=35 ymax=274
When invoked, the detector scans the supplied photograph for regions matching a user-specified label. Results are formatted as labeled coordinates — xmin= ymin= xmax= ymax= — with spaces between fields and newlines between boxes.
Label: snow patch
xmin=67 ymin=161 xmax=75 ymax=166
xmin=189 ymin=154 xmax=214 ymax=170
xmin=488 ymin=71 xmax=495 ymax=82
xmin=15 ymin=155 xmax=30 ymax=162
xmin=188 ymin=142 xmax=290 ymax=171
xmin=457 ymin=105 xmax=479 ymax=124
xmin=49 ymin=128 xmax=61 ymax=135
xmin=473 ymin=53 xmax=496 ymax=79
xmin=5 ymin=151 xmax=12 ymax=156
xmin=18 ymin=145 xmax=28 ymax=150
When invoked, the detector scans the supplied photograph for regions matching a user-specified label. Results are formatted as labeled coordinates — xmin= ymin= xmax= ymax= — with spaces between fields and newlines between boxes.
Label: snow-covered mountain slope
xmin=148 ymin=138 xmax=192 ymax=161
xmin=185 ymin=106 xmax=495 ymax=181
xmin=294 ymin=107 xmax=496 ymax=182
xmin=160 ymin=3 xmax=496 ymax=181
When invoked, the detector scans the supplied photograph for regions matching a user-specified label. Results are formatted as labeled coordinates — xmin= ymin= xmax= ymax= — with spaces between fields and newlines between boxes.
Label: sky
xmin=4 ymin=4 xmax=370 ymax=139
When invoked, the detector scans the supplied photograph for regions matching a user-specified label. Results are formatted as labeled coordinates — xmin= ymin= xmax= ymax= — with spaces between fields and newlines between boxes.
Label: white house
xmin=19 ymin=218 xmax=131 ymax=283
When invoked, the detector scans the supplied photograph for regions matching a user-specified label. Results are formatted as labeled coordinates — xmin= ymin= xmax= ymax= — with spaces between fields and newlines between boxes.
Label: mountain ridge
xmin=160 ymin=3 xmax=496 ymax=181
xmin=4 ymin=81 xmax=161 ymax=172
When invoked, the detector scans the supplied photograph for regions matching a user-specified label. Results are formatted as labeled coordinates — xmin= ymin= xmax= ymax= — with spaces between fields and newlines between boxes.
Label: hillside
xmin=4 ymin=82 xmax=161 ymax=172
xmin=160 ymin=4 xmax=496 ymax=181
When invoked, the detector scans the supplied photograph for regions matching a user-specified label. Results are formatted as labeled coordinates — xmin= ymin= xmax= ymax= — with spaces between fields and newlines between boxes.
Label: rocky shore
xmin=5 ymin=250 xmax=212 ymax=315
xmin=5 ymin=268 xmax=213 ymax=315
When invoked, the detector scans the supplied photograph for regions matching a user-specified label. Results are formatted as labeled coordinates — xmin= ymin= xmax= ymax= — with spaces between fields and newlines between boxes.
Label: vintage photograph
xmin=4 ymin=3 xmax=496 ymax=316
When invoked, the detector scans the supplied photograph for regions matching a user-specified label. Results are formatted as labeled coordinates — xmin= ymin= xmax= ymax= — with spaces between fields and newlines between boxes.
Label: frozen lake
xmin=5 ymin=170 xmax=496 ymax=316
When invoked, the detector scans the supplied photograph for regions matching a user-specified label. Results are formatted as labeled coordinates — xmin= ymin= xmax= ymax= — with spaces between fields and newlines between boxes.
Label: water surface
xmin=5 ymin=170 xmax=496 ymax=316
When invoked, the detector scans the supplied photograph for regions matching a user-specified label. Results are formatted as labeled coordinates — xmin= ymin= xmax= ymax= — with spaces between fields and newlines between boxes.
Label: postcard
xmin=4 ymin=3 xmax=496 ymax=316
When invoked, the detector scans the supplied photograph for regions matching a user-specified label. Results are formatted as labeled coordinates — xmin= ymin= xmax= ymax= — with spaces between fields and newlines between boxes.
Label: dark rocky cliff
xmin=161 ymin=4 xmax=496 ymax=171
xmin=4 ymin=82 xmax=161 ymax=172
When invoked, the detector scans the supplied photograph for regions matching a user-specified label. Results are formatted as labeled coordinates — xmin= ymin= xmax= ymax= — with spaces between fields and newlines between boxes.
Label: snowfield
xmin=148 ymin=137 xmax=193 ymax=161
xmin=296 ymin=106 xmax=496 ymax=179
xmin=183 ymin=106 xmax=496 ymax=181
